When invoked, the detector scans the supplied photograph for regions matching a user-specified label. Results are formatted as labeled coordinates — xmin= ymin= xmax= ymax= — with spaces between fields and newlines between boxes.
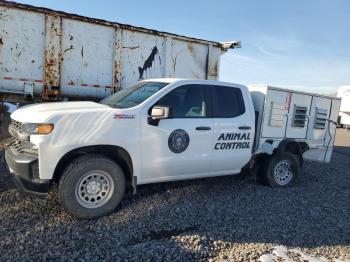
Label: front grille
xmin=10 ymin=137 xmax=38 ymax=155
xmin=11 ymin=119 xmax=24 ymax=132
xmin=9 ymin=120 xmax=38 ymax=155
xmin=10 ymin=136 xmax=23 ymax=153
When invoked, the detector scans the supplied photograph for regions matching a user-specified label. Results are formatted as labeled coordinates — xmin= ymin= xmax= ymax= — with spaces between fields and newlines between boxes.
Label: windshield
xmin=100 ymin=81 xmax=168 ymax=108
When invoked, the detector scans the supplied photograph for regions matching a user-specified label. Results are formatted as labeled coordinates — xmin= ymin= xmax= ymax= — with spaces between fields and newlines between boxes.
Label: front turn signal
xmin=37 ymin=124 xmax=54 ymax=134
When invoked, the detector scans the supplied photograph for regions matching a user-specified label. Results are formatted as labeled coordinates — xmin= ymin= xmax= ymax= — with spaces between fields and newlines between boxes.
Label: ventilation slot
xmin=269 ymin=102 xmax=285 ymax=127
xmin=292 ymin=105 xmax=308 ymax=127
xmin=314 ymin=108 xmax=328 ymax=129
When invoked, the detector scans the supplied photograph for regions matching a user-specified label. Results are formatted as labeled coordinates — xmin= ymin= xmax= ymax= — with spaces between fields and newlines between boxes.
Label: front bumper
xmin=4 ymin=147 xmax=50 ymax=198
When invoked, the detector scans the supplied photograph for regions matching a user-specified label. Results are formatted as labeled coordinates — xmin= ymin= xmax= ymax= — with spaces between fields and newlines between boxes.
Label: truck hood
xmin=11 ymin=101 xmax=110 ymax=123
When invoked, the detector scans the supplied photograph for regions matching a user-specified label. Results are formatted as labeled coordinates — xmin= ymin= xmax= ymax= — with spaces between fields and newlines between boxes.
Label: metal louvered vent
xmin=293 ymin=105 xmax=308 ymax=127
xmin=269 ymin=102 xmax=285 ymax=127
xmin=314 ymin=107 xmax=328 ymax=129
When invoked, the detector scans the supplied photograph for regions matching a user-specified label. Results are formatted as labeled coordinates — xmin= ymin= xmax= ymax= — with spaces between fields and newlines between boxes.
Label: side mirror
xmin=151 ymin=106 xmax=170 ymax=120
xmin=148 ymin=106 xmax=172 ymax=126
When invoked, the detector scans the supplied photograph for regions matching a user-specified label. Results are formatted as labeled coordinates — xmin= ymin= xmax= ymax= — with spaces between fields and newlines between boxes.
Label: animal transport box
xmin=249 ymin=85 xmax=341 ymax=162
xmin=0 ymin=1 xmax=239 ymax=103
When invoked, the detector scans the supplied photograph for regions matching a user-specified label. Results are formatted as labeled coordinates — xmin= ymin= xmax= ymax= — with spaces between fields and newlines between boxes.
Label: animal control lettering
xmin=214 ymin=132 xmax=251 ymax=150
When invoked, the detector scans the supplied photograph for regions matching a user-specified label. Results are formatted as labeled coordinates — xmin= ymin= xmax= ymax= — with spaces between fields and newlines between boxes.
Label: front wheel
xmin=58 ymin=154 xmax=125 ymax=219
xmin=263 ymin=152 xmax=301 ymax=187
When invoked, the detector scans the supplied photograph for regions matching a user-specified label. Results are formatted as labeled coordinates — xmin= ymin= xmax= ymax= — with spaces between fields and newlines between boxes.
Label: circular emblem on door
xmin=168 ymin=129 xmax=190 ymax=153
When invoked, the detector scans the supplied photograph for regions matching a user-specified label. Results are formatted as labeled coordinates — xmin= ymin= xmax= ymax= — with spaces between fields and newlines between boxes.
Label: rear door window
xmin=211 ymin=85 xmax=245 ymax=118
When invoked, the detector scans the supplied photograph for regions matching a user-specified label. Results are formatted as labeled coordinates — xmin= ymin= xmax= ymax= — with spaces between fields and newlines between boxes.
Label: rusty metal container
xmin=0 ymin=1 xmax=240 ymax=102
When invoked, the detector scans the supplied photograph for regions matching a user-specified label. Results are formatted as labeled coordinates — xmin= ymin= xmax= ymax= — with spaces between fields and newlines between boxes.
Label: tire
xmin=263 ymin=152 xmax=301 ymax=187
xmin=58 ymin=154 xmax=125 ymax=219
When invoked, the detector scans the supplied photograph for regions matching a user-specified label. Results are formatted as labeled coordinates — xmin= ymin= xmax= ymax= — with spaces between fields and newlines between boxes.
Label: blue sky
xmin=15 ymin=0 xmax=350 ymax=94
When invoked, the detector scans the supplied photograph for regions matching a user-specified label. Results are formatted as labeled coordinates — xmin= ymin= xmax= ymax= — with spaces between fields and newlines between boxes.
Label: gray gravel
xmin=0 ymin=131 xmax=349 ymax=261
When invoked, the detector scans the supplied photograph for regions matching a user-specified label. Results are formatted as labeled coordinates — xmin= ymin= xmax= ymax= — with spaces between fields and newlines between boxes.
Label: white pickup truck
xmin=4 ymin=79 xmax=341 ymax=219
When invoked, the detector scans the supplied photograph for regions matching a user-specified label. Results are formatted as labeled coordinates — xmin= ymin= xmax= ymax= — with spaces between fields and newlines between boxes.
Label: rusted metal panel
xmin=164 ymin=37 xmax=173 ymax=77
xmin=0 ymin=6 xmax=45 ymax=97
xmin=60 ymin=18 xmax=114 ymax=98
xmin=168 ymin=39 xmax=208 ymax=80
xmin=207 ymin=45 xmax=221 ymax=80
xmin=113 ymin=28 xmax=123 ymax=92
xmin=43 ymin=14 xmax=62 ymax=100
xmin=120 ymin=30 xmax=165 ymax=89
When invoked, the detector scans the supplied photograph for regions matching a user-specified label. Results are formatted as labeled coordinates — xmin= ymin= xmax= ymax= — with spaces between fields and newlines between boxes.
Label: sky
xmin=14 ymin=0 xmax=350 ymax=94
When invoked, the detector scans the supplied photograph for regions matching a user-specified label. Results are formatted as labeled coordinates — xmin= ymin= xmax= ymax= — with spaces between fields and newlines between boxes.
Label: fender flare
xmin=52 ymin=144 xmax=135 ymax=192
xmin=276 ymin=139 xmax=299 ymax=154
xmin=276 ymin=139 xmax=309 ymax=165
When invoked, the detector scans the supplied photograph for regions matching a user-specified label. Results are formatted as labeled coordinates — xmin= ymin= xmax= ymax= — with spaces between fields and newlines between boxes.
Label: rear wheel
xmin=263 ymin=152 xmax=301 ymax=187
xmin=58 ymin=154 xmax=125 ymax=219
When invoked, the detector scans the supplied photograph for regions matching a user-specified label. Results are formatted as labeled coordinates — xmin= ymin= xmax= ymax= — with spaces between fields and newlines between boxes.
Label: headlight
xmin=22 ymin=123 xmax=54 ymax=135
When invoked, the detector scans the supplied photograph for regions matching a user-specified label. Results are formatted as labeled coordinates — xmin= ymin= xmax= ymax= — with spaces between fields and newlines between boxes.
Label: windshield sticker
xmin=214 ymin=132 xmax=251 ymax=150
xmin=168 ymin=129 xmax=190 ymax=153
xmin=114 ymin=114 xmax=135 ymax=119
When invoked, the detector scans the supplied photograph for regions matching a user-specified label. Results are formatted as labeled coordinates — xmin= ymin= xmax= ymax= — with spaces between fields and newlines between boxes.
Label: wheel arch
xmin=52 ymin=145 xmax=134 ymax=191
xmin=276 ymin=139 xmax=309 ymax=156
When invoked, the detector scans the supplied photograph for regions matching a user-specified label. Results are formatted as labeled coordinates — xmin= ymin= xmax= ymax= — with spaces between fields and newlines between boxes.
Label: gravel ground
xmin=0 ymin=130 xmax=349 ymax=261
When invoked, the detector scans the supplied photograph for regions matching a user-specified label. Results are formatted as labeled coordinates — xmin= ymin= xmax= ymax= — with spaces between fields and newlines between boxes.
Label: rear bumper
xmin=4 ymin=147 xmax=50 ymax=198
